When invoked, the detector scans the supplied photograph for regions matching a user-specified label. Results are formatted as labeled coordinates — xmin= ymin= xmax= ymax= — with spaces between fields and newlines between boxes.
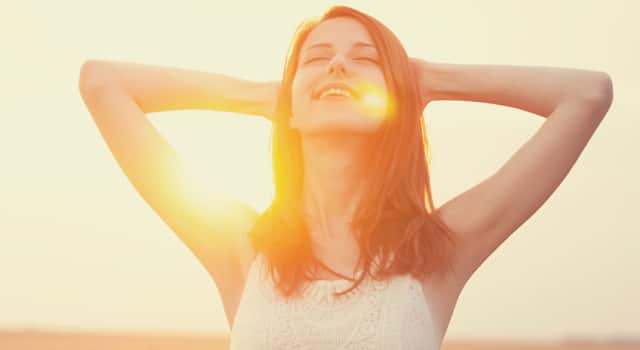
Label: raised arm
xmin=78 ymin=60 xmax=277 ymax=308
xmin=81 ymin=59 xmax=279 ymax=118
xmin=412 ymin=59 xmax=613 ymax=288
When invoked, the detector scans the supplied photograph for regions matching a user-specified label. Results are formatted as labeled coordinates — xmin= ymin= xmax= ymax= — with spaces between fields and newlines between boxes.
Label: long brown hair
xmin=248 ymin=5 xmax=458 ymax=300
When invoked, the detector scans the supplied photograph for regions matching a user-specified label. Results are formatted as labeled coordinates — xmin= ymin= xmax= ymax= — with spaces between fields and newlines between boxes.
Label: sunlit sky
xmin=1 ymin=0 xmax=638 ymax=341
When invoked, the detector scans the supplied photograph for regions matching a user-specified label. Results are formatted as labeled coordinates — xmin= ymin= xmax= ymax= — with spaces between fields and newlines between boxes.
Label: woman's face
xmin=290 ymin=17 xmax=389 ymax=135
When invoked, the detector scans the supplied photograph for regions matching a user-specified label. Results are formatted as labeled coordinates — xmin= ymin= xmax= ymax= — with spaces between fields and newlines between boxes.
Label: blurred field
xmin=1 ymin=329 xmax=638 ymax=349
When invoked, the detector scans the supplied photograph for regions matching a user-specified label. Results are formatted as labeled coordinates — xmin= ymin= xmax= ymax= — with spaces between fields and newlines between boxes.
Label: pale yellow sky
xmin=1 ymin=0 xmax=638 ymax=341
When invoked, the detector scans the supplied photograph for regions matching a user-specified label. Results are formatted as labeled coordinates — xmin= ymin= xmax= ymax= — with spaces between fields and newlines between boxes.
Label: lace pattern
xmin=230 ymin=254 xmax=440 ymax=350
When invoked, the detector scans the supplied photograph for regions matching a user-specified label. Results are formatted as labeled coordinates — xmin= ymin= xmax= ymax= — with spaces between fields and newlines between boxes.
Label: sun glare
xmin=174 ymin=163 xmax=240 ymax=213
xmin=356 ymin=81 xmax=393 ymax=121
xmin=168 ymin=118 xmax=274 ymax=217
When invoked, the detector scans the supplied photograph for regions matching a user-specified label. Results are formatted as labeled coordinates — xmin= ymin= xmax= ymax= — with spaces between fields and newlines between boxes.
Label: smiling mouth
xmin=319 ymin=94 xmax=354 ymax=101
xmin=314 ymin=91 xmax=359 ymax=102
xmin=313 ymin=85 xmax=360 ymax=100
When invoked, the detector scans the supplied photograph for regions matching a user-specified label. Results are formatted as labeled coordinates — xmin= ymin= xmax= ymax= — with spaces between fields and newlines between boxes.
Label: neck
xmin=300 ymin=132 xmax=372 ymax=243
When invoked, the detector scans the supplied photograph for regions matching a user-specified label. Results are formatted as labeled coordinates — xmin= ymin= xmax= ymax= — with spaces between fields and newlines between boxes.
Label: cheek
xmin=290 ymin=90 xmax=307 ymax=118
xmin=372 ymin=73 xmax=387 ymax=92
xmin=291 ymin=77 xmax=318 ymax=117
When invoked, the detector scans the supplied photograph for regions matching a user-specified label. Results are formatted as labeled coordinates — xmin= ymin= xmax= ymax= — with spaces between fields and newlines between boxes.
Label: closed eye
xmin=305 ymin=57 xmax=329 ymax=64
xmin=355 ymin=57 xmax=379 ymax=64
xmin=304 ymin=57 xmax=378 ymax=64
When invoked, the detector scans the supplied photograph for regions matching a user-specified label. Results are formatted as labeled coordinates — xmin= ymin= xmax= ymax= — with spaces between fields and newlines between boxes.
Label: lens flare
xmin=355 ymin=81 xmax=393 ymax=121
xmin=174 ymin=162 xmax=238 ymax=212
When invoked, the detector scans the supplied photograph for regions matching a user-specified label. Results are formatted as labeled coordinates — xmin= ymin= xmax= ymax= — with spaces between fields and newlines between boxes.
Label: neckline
xmin=305 ymin=269 xmax=371 ymax=287
xmin=254 ymin=253 xmax=383 ymax=285
xmin=310 ymin=253 xmax=371 ymax=282
xmin=307 ymin=277 xmax=355 ymax=285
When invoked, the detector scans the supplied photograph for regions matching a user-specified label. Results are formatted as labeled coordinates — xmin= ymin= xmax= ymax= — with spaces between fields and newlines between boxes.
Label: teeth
xmin=319 ymin=88 xmax=354 ymax=99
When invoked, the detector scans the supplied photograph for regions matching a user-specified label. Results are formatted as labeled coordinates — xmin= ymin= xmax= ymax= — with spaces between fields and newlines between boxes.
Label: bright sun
xmin=164 ymin=115 xmax=275 ymax=218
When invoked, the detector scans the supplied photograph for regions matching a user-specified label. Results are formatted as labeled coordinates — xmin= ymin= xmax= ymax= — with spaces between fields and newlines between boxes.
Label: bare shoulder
xmin=204 ymin=202 xmax=259 ymax=329
xmin=419 ymin=259 xmax=465 ymax=342
xmin=231 ymin=207 xmax=258 ymax=280
xmin=191 ymin=201 xmax=259 ymax=287
xmin=217 ymin=202 xmax=259 ymax=276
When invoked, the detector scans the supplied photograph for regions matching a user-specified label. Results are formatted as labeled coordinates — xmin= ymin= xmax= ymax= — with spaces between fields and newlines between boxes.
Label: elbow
xmin=594 ymin=72 xmax=614 ymax=107
xmin=582 ymin=72 xmax=614 ymax=111
xmin=78 ymin=60 xmax=115 ymax=94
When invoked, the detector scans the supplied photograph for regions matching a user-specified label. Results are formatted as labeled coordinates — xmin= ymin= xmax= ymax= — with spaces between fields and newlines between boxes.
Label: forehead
xmin=302 ymin=17 xmax=374 ymax=51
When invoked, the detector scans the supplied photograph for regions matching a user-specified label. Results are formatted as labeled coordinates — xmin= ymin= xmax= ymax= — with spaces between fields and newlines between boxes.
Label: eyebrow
xmin=303 ymin=41 xmax=376 ymax=52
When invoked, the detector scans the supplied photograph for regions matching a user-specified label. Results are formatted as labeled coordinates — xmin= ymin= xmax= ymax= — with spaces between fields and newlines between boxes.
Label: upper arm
xmin=79 ymin=63 xmax=259 ymax=284
xmin=435 ymin=83 xmax=613 ymax=288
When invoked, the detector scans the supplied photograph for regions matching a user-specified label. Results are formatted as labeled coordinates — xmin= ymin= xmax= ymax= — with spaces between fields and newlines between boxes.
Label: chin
xmin=290 ymin=105 xmax=384 ymax=135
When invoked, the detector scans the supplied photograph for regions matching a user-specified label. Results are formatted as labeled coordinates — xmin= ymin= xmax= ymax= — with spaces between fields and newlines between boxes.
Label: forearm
xmin=417 ymin=60 xmax=613 ymax=118
xmin=79 ymin=60 xmax=277 ymax=117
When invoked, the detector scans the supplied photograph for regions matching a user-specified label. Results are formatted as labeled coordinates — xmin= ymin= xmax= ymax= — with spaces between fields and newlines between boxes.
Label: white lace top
xmin=229 ymin=253 xmax=441 ymax=349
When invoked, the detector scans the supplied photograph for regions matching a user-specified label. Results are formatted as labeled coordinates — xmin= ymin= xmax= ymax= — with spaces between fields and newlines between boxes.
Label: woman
xmin=78 ymin=5 xmax=613 ymax=349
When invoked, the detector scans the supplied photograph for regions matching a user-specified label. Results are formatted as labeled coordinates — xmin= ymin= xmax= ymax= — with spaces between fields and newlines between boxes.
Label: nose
xmin=327 ymin=54 xmax=347 ymax=76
